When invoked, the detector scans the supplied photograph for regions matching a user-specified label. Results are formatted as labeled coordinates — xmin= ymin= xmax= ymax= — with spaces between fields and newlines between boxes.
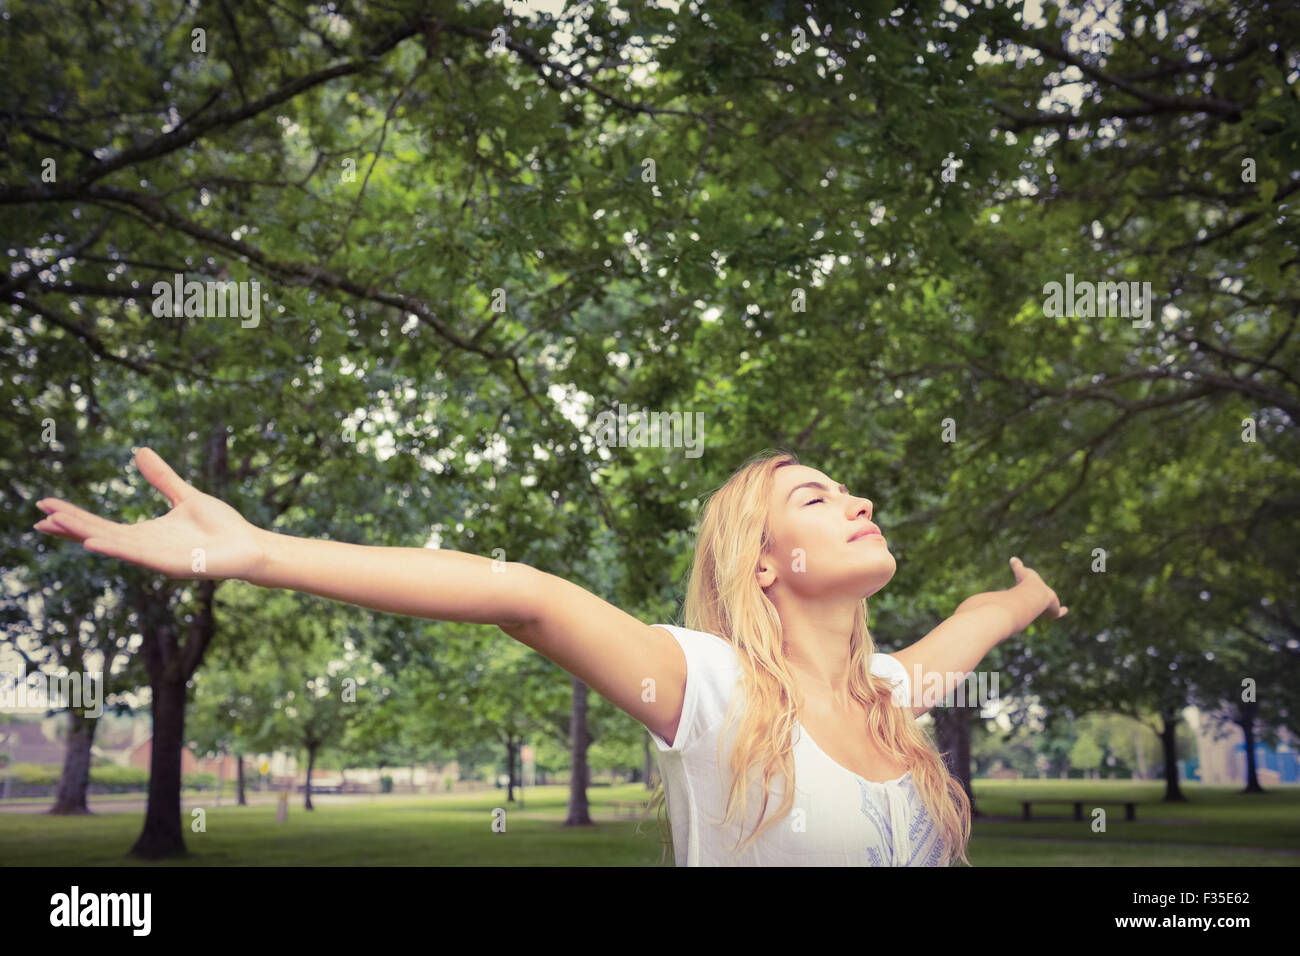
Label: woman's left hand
xmin=1010 ymin=557 xmax=1068 ymax=620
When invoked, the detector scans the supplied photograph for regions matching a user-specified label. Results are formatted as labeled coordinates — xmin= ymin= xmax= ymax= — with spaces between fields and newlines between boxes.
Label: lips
xmin=848 ymin=525 xmax=883 ymax=542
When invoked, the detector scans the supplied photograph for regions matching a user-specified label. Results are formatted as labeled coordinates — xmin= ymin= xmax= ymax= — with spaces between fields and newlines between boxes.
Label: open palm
xmin=34 ymin=447 xmax=265 ymax=582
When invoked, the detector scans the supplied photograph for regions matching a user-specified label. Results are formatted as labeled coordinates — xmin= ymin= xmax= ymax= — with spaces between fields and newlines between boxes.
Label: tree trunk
xmin=49 ymin=708 xmax=97 ymax=815
xmin=130 ymin=674 xmax=189 ymax=859
xmin=564 ymin=676 xmax=592 ymax=826
xmin=505 ymin=736 xmax=517 ymax=802
xmin=304 ymin=744 xmax=316 ymax=811
xmin=1238 ymin=701 xmax=1264 ymax=793
xmin=1159 ymin=711 xmax=1187 ymax=802
xmin=933 ymin=707 xmax=977 ymax=816
xmin=236 ymin=752 xmax=247 ymax=806
xmin=643 ymin=733 xmax=658 ymax=789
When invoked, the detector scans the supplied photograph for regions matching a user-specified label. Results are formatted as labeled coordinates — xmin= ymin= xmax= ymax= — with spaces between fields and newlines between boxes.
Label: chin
xmin=868 ymin=564 xmax=897 ymax=591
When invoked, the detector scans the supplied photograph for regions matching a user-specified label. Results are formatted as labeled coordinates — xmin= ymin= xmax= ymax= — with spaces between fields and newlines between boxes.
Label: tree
xmin=1069 ymin=730 xmax=1104 ymax=779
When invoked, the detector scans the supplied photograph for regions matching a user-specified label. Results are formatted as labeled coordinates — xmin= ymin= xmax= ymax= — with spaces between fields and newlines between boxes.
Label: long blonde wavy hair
xmin=644 ymin=449 xmax=972 ymax=866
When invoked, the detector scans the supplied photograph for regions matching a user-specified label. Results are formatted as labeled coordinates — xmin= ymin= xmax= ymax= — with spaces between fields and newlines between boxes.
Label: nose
xmin=849 ymin=496 xmax=872 ymax=520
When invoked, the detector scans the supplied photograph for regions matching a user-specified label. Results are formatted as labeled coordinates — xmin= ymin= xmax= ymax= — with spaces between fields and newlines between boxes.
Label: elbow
xmin=498 ymin=562 xmax=543 ymax=631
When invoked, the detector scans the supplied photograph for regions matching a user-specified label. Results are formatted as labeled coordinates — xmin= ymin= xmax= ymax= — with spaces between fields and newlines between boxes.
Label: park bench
xmin=1021 ymin=798 xmax=1142 ymax=822
xmin=297 ymin=783 xmax=344 ymax=794
xmin=609 ymin=800 xmax=651 ymax=818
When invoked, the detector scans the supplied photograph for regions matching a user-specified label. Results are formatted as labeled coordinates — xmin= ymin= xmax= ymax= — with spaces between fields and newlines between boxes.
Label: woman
xmin=33 ymin=447 xmax=1066 ymax=866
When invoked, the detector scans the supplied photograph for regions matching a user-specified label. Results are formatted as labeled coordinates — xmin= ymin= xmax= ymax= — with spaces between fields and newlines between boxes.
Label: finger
xmin=32 ymin=506 xmax=119 ymax=542
xmin=34 ymin=499 xmax=128 ymax=540
xmin=1059 ymin=606 xmax=1069 ymax=617
xmin=135 ymin=447 xmax=196 ymax=508
xmin=34 ymin=517 xmax=84 ymax=542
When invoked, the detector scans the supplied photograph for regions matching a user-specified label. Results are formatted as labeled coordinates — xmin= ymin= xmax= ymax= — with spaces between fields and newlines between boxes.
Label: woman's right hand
xmin=33 ymin=447 xmax=267 ymax=582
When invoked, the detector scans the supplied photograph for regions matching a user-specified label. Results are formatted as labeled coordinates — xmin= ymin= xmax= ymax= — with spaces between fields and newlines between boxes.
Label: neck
xmin=771 ymin=595 xmax=863 ymax=706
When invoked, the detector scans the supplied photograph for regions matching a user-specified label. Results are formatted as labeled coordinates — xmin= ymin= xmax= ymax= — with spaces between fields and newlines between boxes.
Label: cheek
xmin=783 ymin=517 xmax=845 ymax=567
xmin=791 ymin=518 xmax=835 ymax=551
xmin=807 ymin=526 xmax=850 ymax=565
xmin=773 ymin=523 xmax=814 ymax=569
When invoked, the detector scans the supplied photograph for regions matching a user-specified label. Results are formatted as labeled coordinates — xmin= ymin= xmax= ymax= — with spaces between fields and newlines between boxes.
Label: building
xmin=0 ymin=719 xmax=66 ymax=765
xmin=1 ymin=712 xmax=462 ymax=793
xmin=1183 ymin=706 xmax=1298 ymax=785
xmin=0 ymin=712 xmax=235 ymax=778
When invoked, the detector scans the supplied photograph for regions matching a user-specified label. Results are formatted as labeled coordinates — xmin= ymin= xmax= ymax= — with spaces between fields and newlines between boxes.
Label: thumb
xmin=134 ymin=447 xmax=196 ymax=508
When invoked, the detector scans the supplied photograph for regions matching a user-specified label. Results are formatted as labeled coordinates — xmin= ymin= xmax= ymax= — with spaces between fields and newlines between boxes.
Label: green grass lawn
xmin=967 ymin=778 xmax=1300 ymax=866
xmin=1 ymin=779 xmax=1296 ymax=866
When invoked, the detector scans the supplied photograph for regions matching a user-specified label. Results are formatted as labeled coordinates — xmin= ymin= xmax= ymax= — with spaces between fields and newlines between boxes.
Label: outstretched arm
xmin=890 ymin=557 xmax=1067 ymax=718
xmin=248 ymin=531 xmax=536 ymax=628
xmin=246 ymin=535 xmax=695 ymax=742
xmin=34 ymin=448 xmax=689 ymax=743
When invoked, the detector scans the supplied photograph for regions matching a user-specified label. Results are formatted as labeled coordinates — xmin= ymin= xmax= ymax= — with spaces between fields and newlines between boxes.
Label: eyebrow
xmin=786 ymin=480 xmax=848 ymax=503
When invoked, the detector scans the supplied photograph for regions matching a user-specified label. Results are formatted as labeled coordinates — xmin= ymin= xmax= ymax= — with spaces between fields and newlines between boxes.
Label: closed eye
xmin=804 ymin=497 xmax=824 ymax=506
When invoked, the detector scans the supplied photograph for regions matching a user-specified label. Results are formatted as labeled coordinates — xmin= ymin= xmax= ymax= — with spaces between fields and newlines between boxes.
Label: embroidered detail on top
xmin=899 ymin=779 xmax=944 ymax=866
xmin=857 ymin=779 xmax=895 ymax=864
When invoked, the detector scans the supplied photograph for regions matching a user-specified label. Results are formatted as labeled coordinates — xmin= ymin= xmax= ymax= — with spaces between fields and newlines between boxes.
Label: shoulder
xmin=652 ymin=623 xmax=741 ymax=675
xmin=647 ymin=624 xmax=743 ymax=752
xmin=869 ymin=651 xmax=911 ymax=706
xmin=869 ymin=651 xmax=906 ymax=681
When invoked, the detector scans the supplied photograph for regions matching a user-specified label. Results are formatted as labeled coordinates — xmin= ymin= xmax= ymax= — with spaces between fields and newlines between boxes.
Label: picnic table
xmin=297 ymin=783 xmax=344 ymax=794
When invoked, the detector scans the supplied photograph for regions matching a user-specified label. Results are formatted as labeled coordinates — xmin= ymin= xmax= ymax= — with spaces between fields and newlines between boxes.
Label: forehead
xmin=773 ymin=464 xmax=837 ymax=494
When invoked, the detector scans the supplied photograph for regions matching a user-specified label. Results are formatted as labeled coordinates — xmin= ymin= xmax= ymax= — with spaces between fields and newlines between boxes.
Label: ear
xmin=755 ymin=554 xmax=777 ymax=590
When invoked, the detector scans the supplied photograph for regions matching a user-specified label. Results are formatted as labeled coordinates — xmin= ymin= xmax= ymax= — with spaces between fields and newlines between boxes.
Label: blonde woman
xmin=33 ymin=447 xmax=1067 ymax=866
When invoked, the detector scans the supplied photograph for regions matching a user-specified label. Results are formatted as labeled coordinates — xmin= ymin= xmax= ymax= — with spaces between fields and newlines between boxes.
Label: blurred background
xmin=1 ymin=0 xmax=1296 ymax=865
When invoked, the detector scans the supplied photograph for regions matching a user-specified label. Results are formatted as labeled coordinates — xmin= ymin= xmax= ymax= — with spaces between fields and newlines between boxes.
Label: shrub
xmin=89 ymin=765 xmax=149 ymax=792
xmin=6 ymin=763 xmax=60 ymax=785
xmin=183 ymin=772 xmax=218 ymax=792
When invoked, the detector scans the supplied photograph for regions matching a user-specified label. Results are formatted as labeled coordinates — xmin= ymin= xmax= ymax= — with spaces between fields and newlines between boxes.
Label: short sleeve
xmin=646 ymin=624 xmax=741 ymax=753
xmin=870 ymin=652 xmax=912 ymax=709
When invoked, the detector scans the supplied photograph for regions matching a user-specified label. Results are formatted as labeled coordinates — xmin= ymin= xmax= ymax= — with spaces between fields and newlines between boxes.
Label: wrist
xmin=242 ymin=527 xmax=279 ymax=587
xmin=1006 ymin=579 xmax=1051 ymax=629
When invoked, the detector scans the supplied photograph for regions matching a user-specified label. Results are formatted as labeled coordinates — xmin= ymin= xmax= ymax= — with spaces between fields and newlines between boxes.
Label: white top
xmin=647 ymin=624 xmax=948 ymax=867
